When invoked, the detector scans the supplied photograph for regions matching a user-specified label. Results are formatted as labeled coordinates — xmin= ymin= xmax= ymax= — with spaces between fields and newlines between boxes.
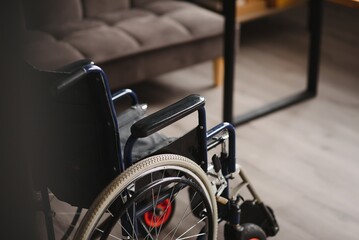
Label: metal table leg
xmin=223 ymin=0 xmax=323 ymax=126
xmin=223 ymin=0 xmax=237 ymax=123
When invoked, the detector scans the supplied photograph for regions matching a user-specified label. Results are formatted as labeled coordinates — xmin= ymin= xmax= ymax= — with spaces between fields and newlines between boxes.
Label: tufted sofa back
xmin=82 ymin=0 xmax=172 ymax=17
xmin=82 ymin=0 xmax=130 ymax=17
xmin=23 ymin=0 xmax=175 ymax=28
xmin=132 ymin=0 xmax=170 ymax=7
xmin=23 ymin=0 xmax=223 ymax=89
xmin=23 ymin=0 xmax=83 ymax=28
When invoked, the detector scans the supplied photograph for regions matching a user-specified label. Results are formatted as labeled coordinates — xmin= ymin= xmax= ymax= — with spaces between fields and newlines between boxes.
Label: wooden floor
xmin=47 ymin=2 xmax=358 ymax=239
xmin=128 ymin=2 xmax=359 ymax=239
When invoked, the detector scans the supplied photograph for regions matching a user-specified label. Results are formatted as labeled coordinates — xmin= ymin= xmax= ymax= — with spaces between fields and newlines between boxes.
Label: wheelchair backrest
xmin=35 ymin=64 xmax=120 ymax=208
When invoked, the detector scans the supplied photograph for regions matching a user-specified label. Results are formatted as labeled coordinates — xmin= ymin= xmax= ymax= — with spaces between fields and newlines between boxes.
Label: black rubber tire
xmin=241 ymin=223 xmax=267 ymax=240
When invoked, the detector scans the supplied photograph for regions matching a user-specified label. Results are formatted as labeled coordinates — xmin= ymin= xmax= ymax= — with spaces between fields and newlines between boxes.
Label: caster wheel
xmin=241 ymin=223 xmax=266 ymax=240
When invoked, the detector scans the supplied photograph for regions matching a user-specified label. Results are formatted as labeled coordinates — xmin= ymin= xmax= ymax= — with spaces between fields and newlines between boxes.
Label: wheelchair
xmin=34 ymin=60 xmax=279 ymax=240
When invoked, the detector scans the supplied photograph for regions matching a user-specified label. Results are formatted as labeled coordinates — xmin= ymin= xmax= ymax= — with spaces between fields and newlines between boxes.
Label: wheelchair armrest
xmin=131 ymin=94 xmax=205 ymax=138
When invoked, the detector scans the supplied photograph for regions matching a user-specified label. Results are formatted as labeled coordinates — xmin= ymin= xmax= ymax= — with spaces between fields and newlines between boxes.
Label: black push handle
xmin=55 ymin=68 xmax=86 ymax=95
xmin=54 ymin=59 xmax=94 ymax=95
xmin=131 ymin=94 xmax=205 ymax=138
xmin=57 ymin=59 xmax=93 ymax=73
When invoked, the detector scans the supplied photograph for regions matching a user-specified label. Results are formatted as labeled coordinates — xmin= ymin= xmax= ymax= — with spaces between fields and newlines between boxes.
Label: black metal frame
xmin=223 ymin=0 xmax=323 ymax=125
xmin=38 ymin=58 xmax=281 ymax=238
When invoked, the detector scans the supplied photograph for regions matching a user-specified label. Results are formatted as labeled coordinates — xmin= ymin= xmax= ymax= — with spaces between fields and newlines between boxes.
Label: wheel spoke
xmin=124 ymin=207 xmax=138 ymax=239
xmin=155 ymin=170 xmax=182 ymax=239
xmin=144 ymin=169 xmax=168 ymax=236
xmin=121 ymin=190 xmax=138 ymax=239
xmin=95 ymin=228 xmax=123 ymax=240
xmin=161 ymin=196 xmax=201 ymax=240
xmin=139 ymin=219 xmax=155 ymax=240
xmin=167 ymin=191 xmax=198 ymax=240
xmin=150 ymin=172 xmax=162 ymax=236
xmin=177 ymin=232 xmax=205 ymax=240
xmin=108 ymin=207 xmax=135 ymax=238
xmin=176 ymin=216 xmax=207 ymax=240
xmin=143 ymin=183 xmax=183 ymax=240
xmin=75 ymin=155 xmax=217 ymax=240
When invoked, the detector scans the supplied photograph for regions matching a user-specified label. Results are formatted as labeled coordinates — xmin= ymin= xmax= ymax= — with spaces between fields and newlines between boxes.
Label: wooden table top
xmin=329 ymin=0 xmax=359 ymax=8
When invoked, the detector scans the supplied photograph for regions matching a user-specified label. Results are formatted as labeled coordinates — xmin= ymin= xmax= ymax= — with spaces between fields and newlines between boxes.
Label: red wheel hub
xmin=143 ymin=198 xmax=173 ymax=228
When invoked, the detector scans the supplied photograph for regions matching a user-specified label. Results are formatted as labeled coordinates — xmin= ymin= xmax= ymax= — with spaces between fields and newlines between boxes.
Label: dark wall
xmin=0 ymin=1 xmax=38 ymax=239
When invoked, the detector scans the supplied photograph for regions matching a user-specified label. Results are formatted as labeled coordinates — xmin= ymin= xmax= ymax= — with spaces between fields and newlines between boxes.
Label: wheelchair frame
xmin=38 ymin=61 xmax=278 ymax=240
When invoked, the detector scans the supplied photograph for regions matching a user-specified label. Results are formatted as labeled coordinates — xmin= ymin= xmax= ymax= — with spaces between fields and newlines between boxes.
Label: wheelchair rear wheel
xmin=74 ymin=154 xmax=218 ymax=240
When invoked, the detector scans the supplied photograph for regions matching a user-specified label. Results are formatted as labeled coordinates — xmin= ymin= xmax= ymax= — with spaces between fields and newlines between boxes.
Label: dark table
xmin=222 ymin=0 xmax=323 ymax=125
xmin=329 ymin=0 xmax=359 ymax=8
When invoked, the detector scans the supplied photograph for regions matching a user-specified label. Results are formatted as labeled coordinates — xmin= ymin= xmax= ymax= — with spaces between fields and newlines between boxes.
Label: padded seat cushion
xmin=23 ymin=0 xmax=83 ymax=28
xmin=83 ymin=0 xmax=130 ymax=17
xmin=24 ymin=31 xmax=84 ymax=70
xmin=41 ymin=20 xmax=104 ymax=39
xmin=94 ymin=9 xmax=154 ymax=25
xmin=115 ymin=15 xmax=192 ymax=49
xmin=64 ymin=26 xmax=140 ymax=63
xmin=132 ymin=0 xmax=170 ymax=7
xmin=117 ymin=104 xmax=173 ymax=162
xmin=138 ymin=0 xmax=195 ymax=15
xmin=24 ymin=30 xmax=55 ymax=43
xmin=141 ymin=1 xmax=223 ymax=38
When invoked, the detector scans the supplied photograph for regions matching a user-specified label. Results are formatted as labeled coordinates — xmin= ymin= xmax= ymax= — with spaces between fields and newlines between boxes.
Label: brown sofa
xmin=23 ymin=0 xmax=224 ymax=90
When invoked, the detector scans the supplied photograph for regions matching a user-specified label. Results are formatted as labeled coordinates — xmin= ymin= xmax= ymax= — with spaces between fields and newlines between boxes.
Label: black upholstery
xmin=35 ymin=63 xmax=171 ymax=208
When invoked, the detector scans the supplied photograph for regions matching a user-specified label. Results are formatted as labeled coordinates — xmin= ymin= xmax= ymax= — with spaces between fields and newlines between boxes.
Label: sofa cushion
xmin=94 ymin=9 xmax=154 ymax=25
xmin=24 ymin=30 xmax=56 ymax=44
xmin=138 ymin=1 xmax=223 ymax=39
xmin=62 ymin=1 xmax=222 ymax=63
xmin=132 ymin=0 xmax=170 ymax=7
xmin=117 ymin=104 xmax=172 ymax=162
xmin=24 ymin=31 xmax=84 ymax=70
xmin=23 ymin=0 xmax=224 ymax=80
xmin=162 ymin=5 xmax=223 ymax=38
xmin=41 ymin=20 xmax=104 ymax=39
xmin=137 ymin=0 xmax=194 ymax=14
xmin=83 ymin=0 xmax=130 ymax=17
xmin=23 ymin=0 xmax=82 ymax=29
xmin=64 ymin=26 xmax=140 ymax=63
xmin=115 ymin=15 xmax=191 ymax=49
